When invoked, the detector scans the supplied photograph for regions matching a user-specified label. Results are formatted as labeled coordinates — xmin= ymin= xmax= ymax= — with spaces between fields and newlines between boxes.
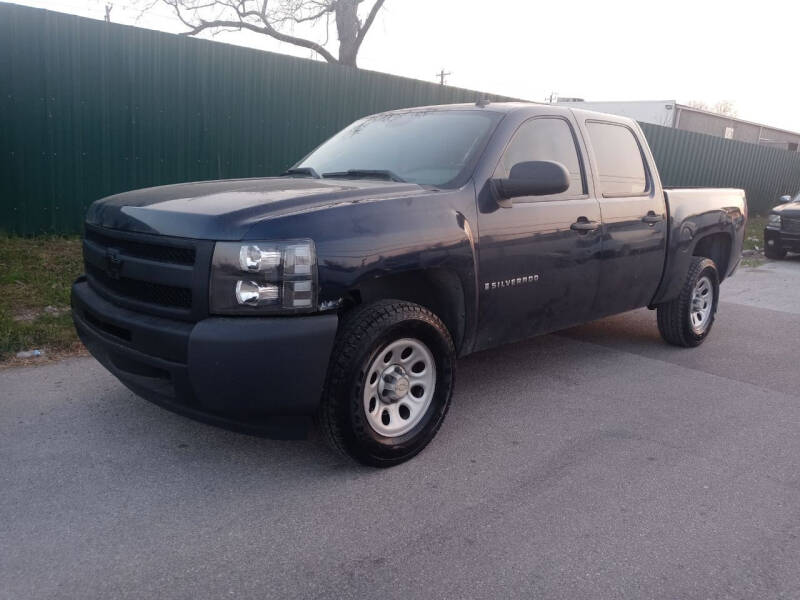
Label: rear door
xmin=475 ymin=113 xmax=603 ymax=349
xmin=579 ymin=118 xmax=667 ymax=316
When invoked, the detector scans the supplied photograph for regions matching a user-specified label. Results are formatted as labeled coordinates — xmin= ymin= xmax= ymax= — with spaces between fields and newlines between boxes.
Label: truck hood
xmin=86 ymin=177 xmax=426 ymax=240
xmin=773 ymin=200 xmax=800 ymax=217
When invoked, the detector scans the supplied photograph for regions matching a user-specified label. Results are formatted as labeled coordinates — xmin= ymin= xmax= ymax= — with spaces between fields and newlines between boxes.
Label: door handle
xmin=570 ymin=218 xmax=600 ymax=232
xmin=642 ymin=211 xmax=663 ymax=225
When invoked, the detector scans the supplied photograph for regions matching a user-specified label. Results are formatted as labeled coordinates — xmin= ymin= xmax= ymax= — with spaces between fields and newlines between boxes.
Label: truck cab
xmin=471 ymin=106 xmax=669 ymax=347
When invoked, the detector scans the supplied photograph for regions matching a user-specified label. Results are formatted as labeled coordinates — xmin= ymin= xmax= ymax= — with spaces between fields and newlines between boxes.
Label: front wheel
xmin=656 ymin=257 xmax=720 ymax=348
xmin=764 ymin=243 xmax=786 ymax=260
xmin=318 ymin=300 xmax=455 ymax=467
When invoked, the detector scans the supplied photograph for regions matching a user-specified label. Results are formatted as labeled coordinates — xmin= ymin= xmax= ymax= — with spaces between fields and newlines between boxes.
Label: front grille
xmin=83 ymin=225 xmax=212 ymax=320
xmin=782 ymin=217 xmax=800 ymax=234
xmin=86 ymin=264 xmax=192 ymax=308
xmin=85 ymin=228 xmax=196 ymax=265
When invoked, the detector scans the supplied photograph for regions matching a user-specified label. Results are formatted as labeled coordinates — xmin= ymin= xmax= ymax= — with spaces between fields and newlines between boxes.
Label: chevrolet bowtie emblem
xmin=105 ymin=247 xmax=123 ymax=280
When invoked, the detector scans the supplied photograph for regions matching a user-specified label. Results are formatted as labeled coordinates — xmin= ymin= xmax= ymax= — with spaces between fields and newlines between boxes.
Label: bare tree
xmin=712 ymin=100 xmax=737 ymax=117
xmin=152 ymin=0 xmax=386 ymax=67
xmin=687 ymin=99 xmax=737 ymax=117
xmin=687 ymin=99 xmax=708 ymax=111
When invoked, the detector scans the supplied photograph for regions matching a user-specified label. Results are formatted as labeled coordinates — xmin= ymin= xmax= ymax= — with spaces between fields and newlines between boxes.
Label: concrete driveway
xmin=2 ymin=257 xmax=800 ymax=600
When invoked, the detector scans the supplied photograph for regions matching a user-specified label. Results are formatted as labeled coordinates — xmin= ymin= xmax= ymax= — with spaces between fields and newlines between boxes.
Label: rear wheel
xmin=656 ymin=257 xmax=719 ymax=348
xmin=318 ymin=300 xmax=455 ymax=467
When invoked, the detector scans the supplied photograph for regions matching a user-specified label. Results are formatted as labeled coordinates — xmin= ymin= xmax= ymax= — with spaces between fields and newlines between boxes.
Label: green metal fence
xmin=2 ymin=4 xmax=799 ymax=235
xmin=640 ymin=122 xmax=800 ymax=215
xmin=0 ymin=4 xmax=515 ymax=235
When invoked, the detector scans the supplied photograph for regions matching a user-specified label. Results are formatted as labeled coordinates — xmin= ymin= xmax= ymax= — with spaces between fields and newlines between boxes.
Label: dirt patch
xmin=12 ymin=305 xmax=71 ymax=323
xmin=0 ymin=341 xmax=88 ymax=370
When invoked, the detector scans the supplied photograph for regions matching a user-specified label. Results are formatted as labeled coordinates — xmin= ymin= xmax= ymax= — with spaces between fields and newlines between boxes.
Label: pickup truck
xmin=71 ymin=102 xmax=746 ymax=467
xmin=764 ymin=191 xmax=800 ymax=259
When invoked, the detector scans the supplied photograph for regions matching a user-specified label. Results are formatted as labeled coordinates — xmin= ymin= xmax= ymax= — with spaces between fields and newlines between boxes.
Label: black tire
xmin=764 ymin=243 xmax=786 ymax=260
xmin=318 ymin=300 xmax=456 ymax=467
xmin=656 ymin=257 xmax=720 ymax=348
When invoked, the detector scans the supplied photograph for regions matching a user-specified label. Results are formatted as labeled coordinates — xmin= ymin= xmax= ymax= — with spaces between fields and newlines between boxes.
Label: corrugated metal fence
xmin=640 ymin=123 xmax=800 ymax=214
xmin=2 ymin=4 xmax=799 ymax=235
xmin=0 ymin=4 xmax=515 ymax=235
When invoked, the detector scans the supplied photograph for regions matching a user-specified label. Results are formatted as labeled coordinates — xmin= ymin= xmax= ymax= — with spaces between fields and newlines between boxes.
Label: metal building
xmin=557 ymin=99 xmax=800 ymax=152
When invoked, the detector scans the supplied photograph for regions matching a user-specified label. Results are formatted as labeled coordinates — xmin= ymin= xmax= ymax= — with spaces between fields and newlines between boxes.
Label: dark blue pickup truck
xmin=72 ymin=102 xmax=746 ymax=466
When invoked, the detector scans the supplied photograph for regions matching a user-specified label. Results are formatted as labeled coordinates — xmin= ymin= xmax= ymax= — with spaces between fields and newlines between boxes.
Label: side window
xmin=495 ymin=118 xmax=585 ymax=198
xmin=586 ymin=122 xmax=648 ymax=196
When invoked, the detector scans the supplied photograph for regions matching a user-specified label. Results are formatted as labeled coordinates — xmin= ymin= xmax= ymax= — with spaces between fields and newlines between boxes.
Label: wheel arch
xmin=692 ymin=232 xmax=732 ymax=282
xmin=650 ymin=226 xmax=737 ymax=307
xmin=343 ymin=268 xmax=469 ymax=355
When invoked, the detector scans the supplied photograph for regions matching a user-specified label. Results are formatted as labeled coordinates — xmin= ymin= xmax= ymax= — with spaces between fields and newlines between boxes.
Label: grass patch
xmin=744 ymin=214 xmax=767 ymax=251
xmin=0 ymin=236 xmax=84 ymax=362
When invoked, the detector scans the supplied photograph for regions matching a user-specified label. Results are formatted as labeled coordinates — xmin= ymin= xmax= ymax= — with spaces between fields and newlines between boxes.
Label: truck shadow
xmin=82 ymin=309 xmax=658 ymax=476
xmin=87 ymin=297 xmax=793 ymax=480
xmin=774 ymin=253 xmax=800 ymax=263
xmin=87 ymin=330 xmax=601 ymax=477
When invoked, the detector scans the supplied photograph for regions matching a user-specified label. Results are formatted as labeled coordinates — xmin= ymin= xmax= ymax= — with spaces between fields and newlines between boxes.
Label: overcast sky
xmin=7 ymin=0 xmax=800 ymax=131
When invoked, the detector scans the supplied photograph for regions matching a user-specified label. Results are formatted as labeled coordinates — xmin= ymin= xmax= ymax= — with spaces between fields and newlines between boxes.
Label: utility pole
xmin=436 ymin=68 xmax=451 ymax=86
xmin=104 ymin=3 xmax=113 ymax=22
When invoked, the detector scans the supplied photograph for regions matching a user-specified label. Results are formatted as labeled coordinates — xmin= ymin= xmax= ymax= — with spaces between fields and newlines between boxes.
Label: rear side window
xmin=586 ymin=122 xmax=648 ymax=196
xmin=495 ymin=118 xmax=585 ymax=198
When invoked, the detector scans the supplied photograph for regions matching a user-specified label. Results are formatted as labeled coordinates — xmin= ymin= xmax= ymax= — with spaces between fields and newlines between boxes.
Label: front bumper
xmin=71 ymin=278 xmax=338 ymax=438
xmin=764 ymin=227 xmax=800 ymax=253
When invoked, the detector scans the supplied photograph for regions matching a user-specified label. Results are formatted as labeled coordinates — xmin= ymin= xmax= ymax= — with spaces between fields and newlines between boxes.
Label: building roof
xmin=674 ymin=103 xmax=800 ymax=138
xmin=558 ymin=98 xmax=800 ymax=138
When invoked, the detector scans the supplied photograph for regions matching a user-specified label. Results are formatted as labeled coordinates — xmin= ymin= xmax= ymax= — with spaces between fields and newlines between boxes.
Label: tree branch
xmin=294 ymin=7 xmax=331 ymax=23
xmin=181 ymin=17 xmax=338 ymax=63
xmin=353 ymin=0 xmax=384 ymax=53
xmin=155 ymin=0 xmax=383 ymax=66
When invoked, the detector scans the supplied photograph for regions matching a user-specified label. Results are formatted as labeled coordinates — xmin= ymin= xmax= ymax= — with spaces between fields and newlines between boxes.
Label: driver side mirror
xmin=492 ymin=160 xmax=570 ymax=208
xmin=779 ymin=195 xmax=792 ymax=204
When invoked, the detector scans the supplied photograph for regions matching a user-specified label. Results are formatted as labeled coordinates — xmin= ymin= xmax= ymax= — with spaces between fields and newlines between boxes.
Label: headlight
xmin=209 ymin=240 xmax=318 ymax=314
xmin=768 ymin=214 xmax=781 ymax=228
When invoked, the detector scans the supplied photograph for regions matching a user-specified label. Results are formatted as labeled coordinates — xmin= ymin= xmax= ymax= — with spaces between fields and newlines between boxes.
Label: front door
xmin=475 ymin=115 xmax=603 ymax=350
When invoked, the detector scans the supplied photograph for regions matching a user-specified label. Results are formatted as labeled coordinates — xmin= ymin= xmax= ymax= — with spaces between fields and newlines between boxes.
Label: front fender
xmin=244 ymin=187 xmax=481 ymax=354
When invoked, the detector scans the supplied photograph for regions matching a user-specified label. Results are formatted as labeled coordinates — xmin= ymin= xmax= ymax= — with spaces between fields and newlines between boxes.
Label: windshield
xmin=295 ymin=110 xmax=502 ymax=187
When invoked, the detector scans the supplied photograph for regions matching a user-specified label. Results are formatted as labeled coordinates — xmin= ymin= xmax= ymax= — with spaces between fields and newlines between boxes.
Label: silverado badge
xmin=484 ymin=274 xmax=539 ymax=290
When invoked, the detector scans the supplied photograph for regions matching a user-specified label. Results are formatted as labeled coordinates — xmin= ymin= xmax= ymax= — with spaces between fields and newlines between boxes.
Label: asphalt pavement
xmin=2 ymin=256 xmax=800 ymax=600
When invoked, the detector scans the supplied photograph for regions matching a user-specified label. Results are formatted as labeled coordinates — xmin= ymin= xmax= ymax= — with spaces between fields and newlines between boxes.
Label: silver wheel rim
xmin=362 ymin=338 xmax=436 ymax=438
xmin=690 ymin=275 xmax=714 ymax=333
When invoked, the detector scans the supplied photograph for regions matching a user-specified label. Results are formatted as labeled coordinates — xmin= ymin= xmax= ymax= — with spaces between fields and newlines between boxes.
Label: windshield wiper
xmin=281 ymin=167 xmax=320 ymax=179
xmin=322 ymin=169 xmax=406 ymax=183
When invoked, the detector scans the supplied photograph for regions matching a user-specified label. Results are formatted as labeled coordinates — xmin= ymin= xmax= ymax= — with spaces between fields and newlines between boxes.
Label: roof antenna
xmin=475 ymin=97 xmax=491 ymax=107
